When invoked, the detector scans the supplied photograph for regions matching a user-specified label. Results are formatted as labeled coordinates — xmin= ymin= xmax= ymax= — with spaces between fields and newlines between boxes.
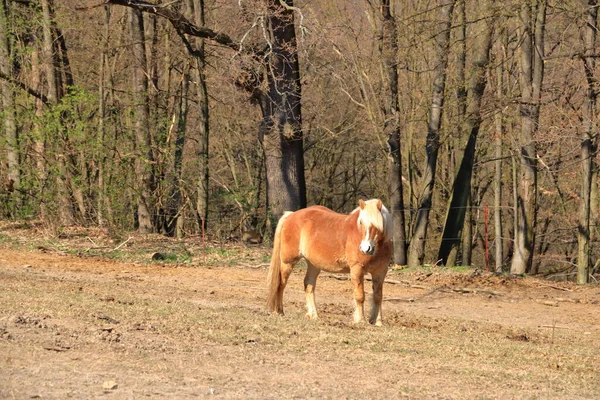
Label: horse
xmin=266 ymin=199 xmax=393 ymax=325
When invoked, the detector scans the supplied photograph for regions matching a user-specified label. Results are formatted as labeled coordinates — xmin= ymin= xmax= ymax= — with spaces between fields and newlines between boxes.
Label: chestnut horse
xmin=266 ymin=199 xmax=393 ymax=325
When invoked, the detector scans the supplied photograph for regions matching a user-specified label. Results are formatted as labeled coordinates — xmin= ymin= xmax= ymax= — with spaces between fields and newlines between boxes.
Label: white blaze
xmin=359 ymin=225 xmax=375 ymax=254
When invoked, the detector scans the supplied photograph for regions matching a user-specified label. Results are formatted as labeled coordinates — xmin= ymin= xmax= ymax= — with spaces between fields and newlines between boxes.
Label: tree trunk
xmin=462 ymin=194 xmax=472 ymax=266
xmin=129 ymin=8 xmax=154 ymax=233
xmin=54 ymin=19 xmax=85 ymax=221
xmin=510 ymin=0 xmax=546 ymax=275
xmin=97 ymin=6 xmax=111 ymax=227
xmin=188 ymin=0 xmax=210 ymax=233
xmin=455 ymin=0 xmax=466 ymax=266
xmin=380 ymin=0 xmax=407 ymax=266
xmin=41 ymin=0 xmax=75 ymax=226
xmin=0 ymin=0 xmax=21 ymax=211
xmin=174 ymin=72 xmax=189 ymax=238
xmin=260 ymin=0 xmax=306 ymax=224
xmin=578 ymin=0 xmax=598 ymax=284
xmin=494 ymin=40 xmax=505 ymax=273
xmin=437 ymin=0 xmax=492 ymax=266
xmin=31 ymin=48 xmax=48 ymax=220
xmin=592 ymin=167 xmax=599 ymax=241
xmin=407 ymin=0 xmax=454 ymax=267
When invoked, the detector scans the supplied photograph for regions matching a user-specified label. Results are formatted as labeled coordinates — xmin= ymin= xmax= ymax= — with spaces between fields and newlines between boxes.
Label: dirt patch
xmin=0 ymin=225 xmax=599 ymax=399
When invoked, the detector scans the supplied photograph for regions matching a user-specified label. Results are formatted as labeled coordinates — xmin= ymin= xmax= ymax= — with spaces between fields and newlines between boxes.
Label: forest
xmin=0 ymin=0 xmax=598 ymax=283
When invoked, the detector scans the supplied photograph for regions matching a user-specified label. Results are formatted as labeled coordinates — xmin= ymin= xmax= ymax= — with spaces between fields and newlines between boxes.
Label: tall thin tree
xmin=379 ymin=0 xmax=407 ymax=266
xmin=0 ymin=0 xmax=21 ymax=210
xmin=510 ymin=0 xmax=546 ymax=275
xmin=41 ymin=0 xmax=75 ymax=225
xmin=437 ymin=0 xmax=493 ymax=267
xmin=493 ymin=32 xmax=506 ymax=273
xmin=188 ymin=0 xmax=210 ymax=234
xmin=129 ymin=8 xmax=155 ymax=233
xmin=578 ymin=0 xmax=598 ymax=284
xmin=408 ymin=0 xmax=455 ymax=267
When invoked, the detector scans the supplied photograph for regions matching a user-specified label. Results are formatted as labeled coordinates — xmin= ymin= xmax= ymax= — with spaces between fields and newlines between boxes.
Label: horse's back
xmin=284 ymin=205 xmax=349 ymax=235
xmin=287 ymin=205 xmax=341 ymax=219
xmin=279 ymin=205 xmax=351 ymax=271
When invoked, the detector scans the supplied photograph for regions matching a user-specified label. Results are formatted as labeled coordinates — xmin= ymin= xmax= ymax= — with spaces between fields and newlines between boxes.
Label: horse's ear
xmin=376 ymin=199 xmax=382 ymax=210
xmin=359 ymin=199 xmax=366 ymax=209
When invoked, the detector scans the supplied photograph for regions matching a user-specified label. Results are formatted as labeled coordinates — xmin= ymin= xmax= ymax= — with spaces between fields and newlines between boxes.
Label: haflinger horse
xmin=266 ymin=199 xmax=393 ymax=326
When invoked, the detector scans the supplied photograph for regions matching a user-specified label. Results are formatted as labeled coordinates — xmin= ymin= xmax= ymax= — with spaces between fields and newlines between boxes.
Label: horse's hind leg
xmin=275 ymin=262 xmax=295 ymax=314
xmin=369 ymin=267 xmax=387 ymax=326
xmin=304 ymin=262 xmax=321 ymax=319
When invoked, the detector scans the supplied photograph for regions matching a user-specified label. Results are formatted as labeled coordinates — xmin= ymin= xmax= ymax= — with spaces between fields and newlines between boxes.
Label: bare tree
xmin=260 ymin=0 xmax=306 ymax=224
xmin=379 ymin=0 xmax=407 ymax=265
xmin=511 ymin=0 xmax=546 ymax=275
xmin=187 ymin=0 xmax=210 ymax=234
xmin=578 ymin=0 xmax=598 ymax=284
xmin=408 ymin=0 xmax=455 ymax=267
xmin=30 ymin=47 xmax=49 ymax=220
xmin=0 ymin=0 xmax=20 ymax=210
xmin=493 ymin=32 xmax=507 ymax=273
xmin=97 ymin=5 xmax=111 ymax=227
xmin=103 ymin=0 xmax=306 ymax=228
xmin=41 ymin=0 xmax=75 ymax=225
xmin=438 ymin=0 xmax=493 ymax=267
xmin=129 ymin=8 xmax=155 ymax=233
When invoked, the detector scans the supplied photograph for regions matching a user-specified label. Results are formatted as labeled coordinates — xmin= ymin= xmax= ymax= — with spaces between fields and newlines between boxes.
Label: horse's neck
xmin=343 ymin=211 xmax=362 ymax=243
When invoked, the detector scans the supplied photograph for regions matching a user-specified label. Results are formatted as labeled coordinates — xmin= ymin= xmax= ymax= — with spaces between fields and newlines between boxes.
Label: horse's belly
xmin=317 ymin=263 xmax=349 ymax=273
xmin=304 ymin=254 xmax=349 ymax=273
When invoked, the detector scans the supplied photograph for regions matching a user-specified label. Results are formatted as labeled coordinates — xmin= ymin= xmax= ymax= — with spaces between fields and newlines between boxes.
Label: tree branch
xmin=0 ymin=71 xmax=49 ymax=105
xmin=84 ymin=0 xmax=239 ymax=51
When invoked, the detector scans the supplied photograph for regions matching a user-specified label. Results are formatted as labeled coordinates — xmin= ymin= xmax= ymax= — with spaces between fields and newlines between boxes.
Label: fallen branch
xmin=408 ymin=284 xmax=429 ymax=290
xmin=382 ymin=278 xmax=406 ymax=285
xmin=110 ymin=236 xmax=132 ymax=252
xmin=539 ymin=324 xmax=571 ymax=330
xmin=324 ymin=274 xmax=348 ymax=281
xmin=238 ymin=263 xmax=270 ymax=269
xmin=555 ymin=297 xmax=579 ymax=303
xmin=94 ymin=313 xmax=120 ymax=324
xmin=43 ymin=346 xmax=70 ymax=352
xmin=537 ymin=283 xmax=573 ymax=292
xmin=536 ymin=299 xmax=559 ymax=307
xmin=448 ymin=287 xmax=502 ymax=296
xmin=322 ymin=274 xmax=424 ymax=287
xmin=383 ymin=297 xmax=415 ymax=303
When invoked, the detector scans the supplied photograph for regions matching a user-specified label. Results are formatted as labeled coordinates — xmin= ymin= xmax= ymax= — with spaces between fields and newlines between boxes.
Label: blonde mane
xmin=354 ymin=199 xmax=393 ymax=240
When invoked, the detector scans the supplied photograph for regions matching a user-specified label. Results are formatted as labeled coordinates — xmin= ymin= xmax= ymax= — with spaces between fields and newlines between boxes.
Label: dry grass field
xmin=0 ymin=223 xmax=599 ymax=399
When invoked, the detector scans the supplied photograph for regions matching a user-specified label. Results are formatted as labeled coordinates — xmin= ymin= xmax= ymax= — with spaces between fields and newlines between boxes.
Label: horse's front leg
xmin=369 ymin=267 xmax=388 ymax=326
xmin=350 ymin=266 xmax=366 ymax=324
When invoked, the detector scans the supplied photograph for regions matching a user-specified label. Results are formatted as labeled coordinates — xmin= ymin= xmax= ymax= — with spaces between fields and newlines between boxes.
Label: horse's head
xmin=356 ymin=199 xmax=392 ymax=255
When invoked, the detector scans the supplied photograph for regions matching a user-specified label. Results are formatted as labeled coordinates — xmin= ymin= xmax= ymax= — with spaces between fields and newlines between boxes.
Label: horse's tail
xmin=266 ymin=212 xmax=292 ymax=313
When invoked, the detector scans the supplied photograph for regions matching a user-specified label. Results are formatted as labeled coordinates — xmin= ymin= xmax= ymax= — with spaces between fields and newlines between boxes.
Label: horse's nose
xmin=359 ymin=241 xmax=375 ymax=255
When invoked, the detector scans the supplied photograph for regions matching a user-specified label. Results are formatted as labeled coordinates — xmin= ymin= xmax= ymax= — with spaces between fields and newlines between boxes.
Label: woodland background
xmin=1 ymin=0 xmax=599 ymax=282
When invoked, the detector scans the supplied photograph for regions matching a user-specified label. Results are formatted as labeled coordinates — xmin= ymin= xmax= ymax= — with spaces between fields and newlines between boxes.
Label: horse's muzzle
xmin=359 ymin=241 xmax=375 ymax=255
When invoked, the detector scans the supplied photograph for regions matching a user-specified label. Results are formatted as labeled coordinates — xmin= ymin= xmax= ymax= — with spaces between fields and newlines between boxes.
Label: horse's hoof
xmin=305 ymin=313 xmax=318 ymax=320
